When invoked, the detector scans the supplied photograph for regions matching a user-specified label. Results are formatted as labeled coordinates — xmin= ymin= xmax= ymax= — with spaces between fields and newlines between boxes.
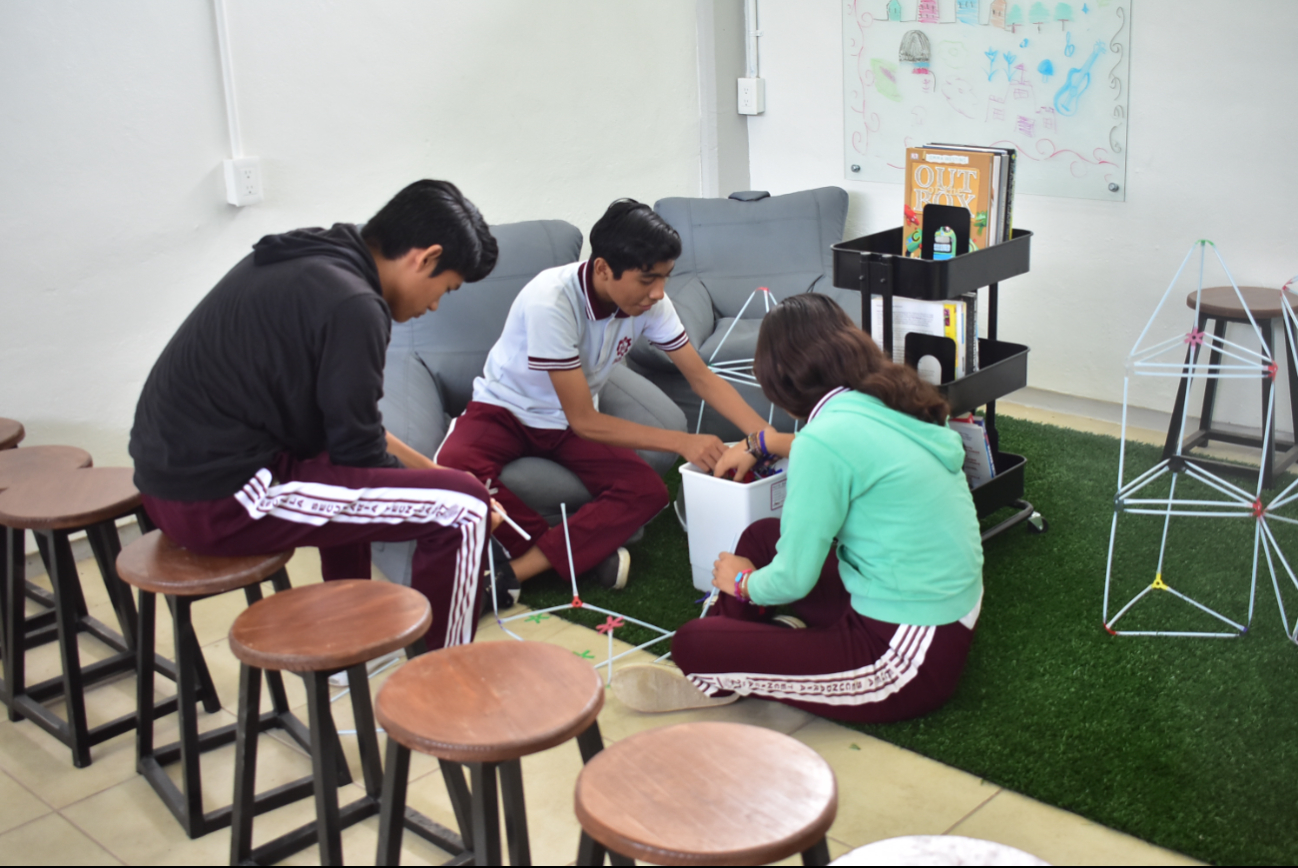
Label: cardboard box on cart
xmin=678 ymin=458 xmax=790 ymax=592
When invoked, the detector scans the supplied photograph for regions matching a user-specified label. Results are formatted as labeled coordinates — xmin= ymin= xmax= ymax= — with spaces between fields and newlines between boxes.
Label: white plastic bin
xmin=678 ymin=458 xmax=789 ymax=592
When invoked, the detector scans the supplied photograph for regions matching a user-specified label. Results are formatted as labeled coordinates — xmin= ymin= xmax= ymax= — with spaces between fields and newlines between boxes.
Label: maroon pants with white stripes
xmin=671 ymin=518 xmax=976 ymax=723
xmin=140 ymin=452 xmax=492 ymax=652
xmin=436 ymin=401 xmax=669 ymax=579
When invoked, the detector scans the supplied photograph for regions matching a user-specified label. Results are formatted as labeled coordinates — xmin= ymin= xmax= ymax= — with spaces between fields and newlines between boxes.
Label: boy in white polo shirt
xmin=437 ymin=199 xmax=772 ymax=604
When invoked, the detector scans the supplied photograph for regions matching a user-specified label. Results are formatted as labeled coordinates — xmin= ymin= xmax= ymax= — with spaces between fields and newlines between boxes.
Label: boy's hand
xmin=712 ymin=441 xmax=757 ymax=479
xmin=678 ymin=433 xmax=727 ymax=471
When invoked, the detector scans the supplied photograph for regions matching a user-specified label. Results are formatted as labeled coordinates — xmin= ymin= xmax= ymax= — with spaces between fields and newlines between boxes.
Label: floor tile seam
xmin=44 ymin=806 xmax=127 ymax=865
xmin=0 ymin=764 xmax=61 ymax=817
xmin=940 ymin=787 xmax=1003 ymax=835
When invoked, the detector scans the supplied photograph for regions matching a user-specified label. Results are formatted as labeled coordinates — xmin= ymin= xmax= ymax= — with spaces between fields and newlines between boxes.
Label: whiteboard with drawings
xmin=843 ymin=0 xmax=1132 ymax=201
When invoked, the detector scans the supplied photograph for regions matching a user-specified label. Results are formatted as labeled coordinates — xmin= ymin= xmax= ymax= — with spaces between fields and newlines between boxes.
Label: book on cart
xmin=903 ymin=146 xmax=1000 ymax=257
xmin=949 ymin=414 xmax=997 ymax=487
xmin=870 ymin=295 xmax=966 ymax=383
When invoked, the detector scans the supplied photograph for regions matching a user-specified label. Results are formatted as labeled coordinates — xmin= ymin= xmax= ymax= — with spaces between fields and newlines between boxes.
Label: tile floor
xmin=0 ymin=402 xmax=1206 ymax=866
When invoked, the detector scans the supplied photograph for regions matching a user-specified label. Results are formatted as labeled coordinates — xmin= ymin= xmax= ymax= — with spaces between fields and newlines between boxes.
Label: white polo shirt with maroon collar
xmin=471 ymin=259 xmax=690 ymax=430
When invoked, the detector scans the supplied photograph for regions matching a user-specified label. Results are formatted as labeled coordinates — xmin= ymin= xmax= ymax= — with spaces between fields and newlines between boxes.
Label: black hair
xmin=361 ymin=180 xmax=499 ymax=282
xmin=588 ymin=199 xmax=682 ymax=278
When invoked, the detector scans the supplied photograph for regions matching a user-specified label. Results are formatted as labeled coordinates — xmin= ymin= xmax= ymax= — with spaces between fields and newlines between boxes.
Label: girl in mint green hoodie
xmin=613 ymin=295 xmax=984 ymax=722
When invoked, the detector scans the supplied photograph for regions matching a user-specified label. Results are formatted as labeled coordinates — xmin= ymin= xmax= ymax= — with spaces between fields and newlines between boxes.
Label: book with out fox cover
xmin=902 ymin=146 xmax=998 ymax=258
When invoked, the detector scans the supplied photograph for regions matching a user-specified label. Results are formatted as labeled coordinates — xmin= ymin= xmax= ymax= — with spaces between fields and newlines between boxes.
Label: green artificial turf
xmin=521 ymin=416 xmax=1298 ymax=865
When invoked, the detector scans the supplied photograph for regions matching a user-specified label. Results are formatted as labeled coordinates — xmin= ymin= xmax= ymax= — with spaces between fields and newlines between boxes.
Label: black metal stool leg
xmin=135 ymin=589 xmax=157 ymax=765
xmin=85 ymin=520 xmax=136 ymax=649
xmin=305 ymin=671 xmax=344 ymax=866
xmin=576 ymin=720 xmax=605 ymax=762
xmin=376 ymin=739 xmax=411 ymax=865
xmin=440 ymin=759 xmax=475 ymax=852
xmin=48 ymin=530 xmax=92 ymax=768
xmin=577 ymin=831 xmax=608 ymax=866
xmin=499 ymin=758 xmax=531 ymax=866
xmin=170 ymin=596 xmax=205 ymax=837
xmin=802 ymin=837 xmax=831 ymax=865
xmin=1262 ymin=319 xmax=1277 ymax=488
xmin=230 ymin=662 xmax=263 ymax=865
xmin=469 ymin=762 xmax=502 ymax=866
xmin=346 ymin=663 xmax=384 ymax=797
xmin=3 ymin=526 xmax=26 ymax=719
xmin=164 ymin=595 xmax=220 ymax=713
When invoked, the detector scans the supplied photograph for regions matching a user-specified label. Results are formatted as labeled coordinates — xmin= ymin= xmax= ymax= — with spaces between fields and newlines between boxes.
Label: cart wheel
xmin=1025 ymin=512 xmax=1048 ymax=534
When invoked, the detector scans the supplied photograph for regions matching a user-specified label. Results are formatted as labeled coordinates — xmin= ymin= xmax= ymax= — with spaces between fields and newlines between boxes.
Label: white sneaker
xmin=328 ymin=649 xmax=405 ymax=688
xmin=611 ymin=664 xmax=739 ymax=713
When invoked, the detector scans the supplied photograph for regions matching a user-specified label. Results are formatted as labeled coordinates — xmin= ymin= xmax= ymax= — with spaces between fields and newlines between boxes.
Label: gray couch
xmin=627 ymin=188 xmax=850 ymax=438
xmin=372 ymin=219 xmax=687 ymax=585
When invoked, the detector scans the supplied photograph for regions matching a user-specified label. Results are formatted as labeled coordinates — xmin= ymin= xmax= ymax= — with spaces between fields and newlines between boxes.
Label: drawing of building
xmin=957 ymin=0 xmax=980 ymax=25
xmin=918 ymin=0 xmax=939 ymax=23
xmin=887 ymin=0 xmax=902 ymax=22
xmin=1036 ymin=105 xmax=1057 ymax=132
xmin=1017 ymin=115 xmax=1037 ymax=136
xmin=986 ymin=94 xmax=1006 ymax=122
xmin=990 ymin=0 xmax=1007 ymax=29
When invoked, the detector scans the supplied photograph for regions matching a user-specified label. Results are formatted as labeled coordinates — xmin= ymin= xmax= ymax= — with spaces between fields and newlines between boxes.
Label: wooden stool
xmin=1164 ymin=286 xmax=1298 ymax=488
xmin=0 ymin=446 xmax=94 ymax=655
xmin=375 ymin=640 xmax=607 ymax=866
xmin=228 ymin=579 xmax=431 ymax=866
xmin=574 ymin=721 xmax=837 ymax=866
xmin=0 ymin=418 xmax=23 ymax=450
xmin=116 ymin=530 xmax=305 ymax=838
xmin=0 ymin=467 xmax=181 ymax=767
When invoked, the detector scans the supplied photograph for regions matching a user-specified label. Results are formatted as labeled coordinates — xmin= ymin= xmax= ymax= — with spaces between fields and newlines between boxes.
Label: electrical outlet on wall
xmin=223 ymin=157 xmax=263 ymax=206
xmin=737 ymin=77 xmax=765 ymax=115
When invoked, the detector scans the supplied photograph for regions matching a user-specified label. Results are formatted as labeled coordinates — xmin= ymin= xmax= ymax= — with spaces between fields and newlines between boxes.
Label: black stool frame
xmin=230 ymin=641 xmax=460 ymax=867
xmin=377 ymin=719 xmax=605 ymax=867
xmin=1 ymin=511 xmax=192 ymax=768
xmin=1164 ymin=310 xmax=1298 ymax=490
xmin=135 ymin=567 xmax=325 ymax=839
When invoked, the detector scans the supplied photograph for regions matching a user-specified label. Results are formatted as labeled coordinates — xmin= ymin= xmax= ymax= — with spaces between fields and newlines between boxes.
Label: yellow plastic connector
xmin=1151 ymin=575 xmax=1170 ymax=591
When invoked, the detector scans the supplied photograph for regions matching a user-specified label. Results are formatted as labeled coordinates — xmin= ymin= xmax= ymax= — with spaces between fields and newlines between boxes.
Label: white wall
xmin=746 ymin=0 xmax=1298 ymax=428
xmin=0 ymin=1 xmax=703 ymax=466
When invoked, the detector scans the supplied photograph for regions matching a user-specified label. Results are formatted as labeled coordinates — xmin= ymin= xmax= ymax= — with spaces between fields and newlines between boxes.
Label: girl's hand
xmin=712 ymin=441 xmax=757 ymax=479
xmin=711 ymin=552 xmax=756 ymax=595
xmin=489 ymin=499 xmax=506 ymax=533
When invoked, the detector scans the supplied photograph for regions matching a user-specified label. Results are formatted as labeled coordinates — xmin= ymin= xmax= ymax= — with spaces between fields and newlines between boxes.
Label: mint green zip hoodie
xmin=746 ymin=390 xmax=983 ymax=626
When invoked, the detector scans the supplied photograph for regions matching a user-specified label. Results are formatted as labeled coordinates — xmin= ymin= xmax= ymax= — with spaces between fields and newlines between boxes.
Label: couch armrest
xmin=378 ymin=347 xmax=450 ymax=461
xmin=600 ymin=364 xmax=687 ymax=476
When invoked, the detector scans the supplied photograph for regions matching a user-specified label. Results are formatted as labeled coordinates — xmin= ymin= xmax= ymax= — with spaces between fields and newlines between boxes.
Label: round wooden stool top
xmin=117 ymin=529 xmax=294 ymax=597
xmin=0 ymin=418 xmax=23 ymax=450
xmin=0 ymin=467 xmax=138 ymax=531
xmin=229 ymin=579 xmax=431 ymax=673
xmin=376 ymin=640 xmax=604 ymax=764
xmin=574 ymin=721 xmax=838 ymax=866
xmin=0 ymin=445 xmax=93 ymax=492
xmin=1184 ymin=286 xmax=1297 ymax=321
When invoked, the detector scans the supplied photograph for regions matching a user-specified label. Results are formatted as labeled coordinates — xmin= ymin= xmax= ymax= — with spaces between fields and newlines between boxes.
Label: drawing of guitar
xmin=1053 ymin=40 xmax=1105 ymax=116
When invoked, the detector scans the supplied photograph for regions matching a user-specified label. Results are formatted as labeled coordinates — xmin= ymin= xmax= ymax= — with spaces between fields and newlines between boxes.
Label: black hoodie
xmin=130 ymin=223 xmax=400 ymax=501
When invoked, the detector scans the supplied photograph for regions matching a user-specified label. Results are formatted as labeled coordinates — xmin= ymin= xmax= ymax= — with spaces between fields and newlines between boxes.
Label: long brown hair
xmin=754 ymin=293 xmax=950 ymax=424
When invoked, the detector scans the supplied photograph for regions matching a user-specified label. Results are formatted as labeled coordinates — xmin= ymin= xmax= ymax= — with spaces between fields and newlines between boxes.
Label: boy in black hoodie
xmin=130 ymin=180 xmax=501 ymax=650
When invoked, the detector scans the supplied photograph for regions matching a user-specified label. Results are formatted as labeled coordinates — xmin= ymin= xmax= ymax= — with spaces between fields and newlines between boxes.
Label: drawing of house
xmin=1017 ymin=115 xmax=1037 ymax=136
xmin=887 ymin=0 xmax=902 ymax=22
xmin=986 ymin=94 xmax=1006 ymax=122
xmin=957 ymin=0 xmax=980 ymax=24
xmin=1036 ymin=105 xmax=1057 ymax=132
xmin=918 ymin=0 xmax=939 ymax=24
xmin=990 ymin=0 xmax=1007 ymax=29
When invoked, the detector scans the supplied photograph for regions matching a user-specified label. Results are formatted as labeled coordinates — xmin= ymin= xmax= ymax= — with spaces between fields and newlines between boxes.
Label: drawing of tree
xmin=1055 ymin=2 xmax=1073 ymax=29
xmin=1029 ymin=2 xmax=1051 ymax=30
xmin=1005 ymin=4 xmax=1025 ymax=32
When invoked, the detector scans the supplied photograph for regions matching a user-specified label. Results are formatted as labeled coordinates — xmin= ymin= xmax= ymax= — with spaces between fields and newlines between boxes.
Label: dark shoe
xmin=581 ymin=547 xmax=630 ymax=590
xmin=483 ymin=538 xmax=521 ymax=611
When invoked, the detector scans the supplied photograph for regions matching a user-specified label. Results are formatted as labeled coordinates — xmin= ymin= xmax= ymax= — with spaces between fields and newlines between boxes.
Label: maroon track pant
xmin=435 ymin=401 xmax=669 ymax=579
xmin=671 ymin=518 xmax=978 ymax=723
xmin=140 ymin=452 xmax=491 ymax=651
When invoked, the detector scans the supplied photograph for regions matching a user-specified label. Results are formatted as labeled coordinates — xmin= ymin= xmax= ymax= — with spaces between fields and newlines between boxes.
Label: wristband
xmin=758 ymin=429 xmax=768 ymax=457
xmin=734 ymin=569 xmax=752 ymax=601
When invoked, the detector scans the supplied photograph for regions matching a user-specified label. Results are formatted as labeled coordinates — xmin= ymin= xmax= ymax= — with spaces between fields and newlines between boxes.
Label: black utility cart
xmin=832 ymin=227 xmax=1045 ymax=541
